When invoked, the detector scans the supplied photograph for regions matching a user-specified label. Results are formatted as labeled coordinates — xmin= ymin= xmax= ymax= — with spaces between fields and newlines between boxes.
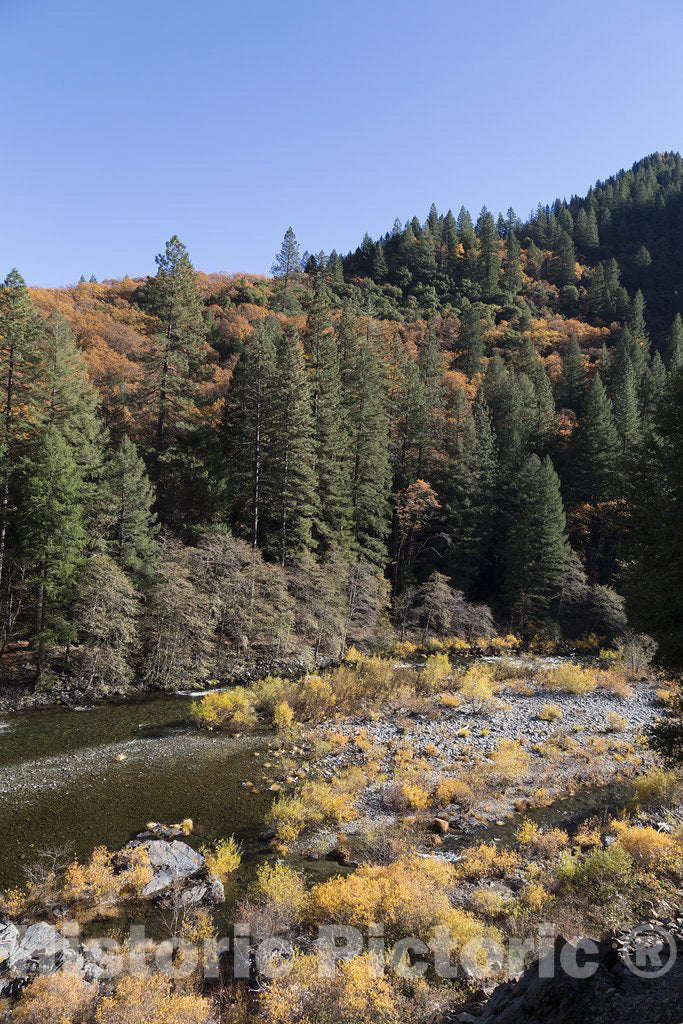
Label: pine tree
xmin=555 ymin=335 xmax=586 ymax=412
xmin=40 ymin=312 xmax=106 ymax=524
xmin=458 ymin=303 xmax=484 ymax=378
xmin=20 ymin=426 xmax=87 ymax=667
xmin=223 ymin=316 xmax=278 ymax=549
xmin=625 ymin=369 xmax=683 ymax=758
xmin=610 ymin=356 xmax=641 ymax=487
xmin=570 ymin=373 xmax=620 ymax=504
xmin=517 ymin=337 xmax=556 ymax=448
xmin=477 ymin=209 xmax=500 ymax=297
xmin=271 ymin=227 xmax=302 ymax=310
xmin=555 ymin=230 xmax=576 ymax=285
xmin=503 ymin=231 xmax=521 ymax=294
xmin=669 ymin=313 xmax=683 ymax=371
xmin=304 ymin=282 xmax=353 ymax=552
xmin=628 ymin=288 xmax=649 ymax=348
xmin=140 ymin=236 xmax=208 ymax=505
xmin=100 ymin=436 xmax=158 ymax=580
xmin=504 ymin=454 xmax=570 ymax=624
xmin=270 ymin=325 xmax=318 ymax=566
xmin=346 ymin=342 xmax=391 ymax=568
xmin=0 ymin=270 xmax=41 ymax=592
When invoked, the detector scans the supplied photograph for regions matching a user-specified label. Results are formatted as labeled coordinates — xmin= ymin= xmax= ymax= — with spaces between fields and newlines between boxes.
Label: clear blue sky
xmin=3 ymin=0 xmax=683 ymax=286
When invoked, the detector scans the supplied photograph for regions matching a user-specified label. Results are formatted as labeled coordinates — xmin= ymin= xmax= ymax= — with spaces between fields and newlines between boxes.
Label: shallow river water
xmin=0 ymin=695 xmax=274 ymax=892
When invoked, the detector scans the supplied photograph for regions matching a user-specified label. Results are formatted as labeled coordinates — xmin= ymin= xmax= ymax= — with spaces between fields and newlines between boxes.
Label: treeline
xmin=2 ymin=154 xmax=682 ymax=692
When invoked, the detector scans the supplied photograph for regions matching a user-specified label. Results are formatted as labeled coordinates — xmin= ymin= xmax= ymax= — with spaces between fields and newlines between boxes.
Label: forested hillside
xmin=1 ymin=151 xmax=682 ymax=694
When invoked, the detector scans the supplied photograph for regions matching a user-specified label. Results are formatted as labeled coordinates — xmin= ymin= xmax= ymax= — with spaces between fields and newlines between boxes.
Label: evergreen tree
xmin=40 ymin=312 xmax=106 ymax=524
xmin=346 ymin=342 xmax=391 ymax=567
xmin=20 ymin=426 xmax=87 ymax=667
xmin=271 ymin=227 xmax=302 ymax=310
xmin=569 ymin=373 xmax=620 ymax=504
xmin=555 ymin=335 xmax=586 ymax=412
xmin=223 ymin=317 xmax=278 ymax=549
xmin=477 ymin=209 xmax=500 ymax=297
xmin=144 ymin=236 xmax=206 ymax=456
xmin=626 ymin=369 xmax=683 ymax=759
xmin=503 ymin=231 xmax=521 ymax=294
xmin=669 ymin=313 xmax=683 ymax=371
xmin=610 ymin=356 xmax=641 ymax=487
xmin=0 ymin=270 xmax=41 ymax=592
xmin=100 ymin=437 xmax=158 ymax=580
xmin=271 ymin=325 xmax=318 ymax=566
xmin=504 ymin=454 xmax=570 ymax=624
xmin=628 ymin=288 xmax=649 ymax=348
xmin=303 ymin=289 xmax=353 ymax=554
xmin=458 ymin=303 xmax=485 ymax=378
xmin=555 ymin=230 xmax=576 ymax=285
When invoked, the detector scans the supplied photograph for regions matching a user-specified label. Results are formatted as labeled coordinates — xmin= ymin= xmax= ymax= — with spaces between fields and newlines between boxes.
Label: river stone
xmin=139 ymin=840 xmax=205 ymax=897
xmin=18 ymin=922 xmax=63 ymax=959
xmin=0 ymin=921 xmax=19 ymax=963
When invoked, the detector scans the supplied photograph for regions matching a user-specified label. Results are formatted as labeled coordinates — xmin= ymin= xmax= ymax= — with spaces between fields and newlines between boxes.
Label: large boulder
xmin=138 ymin=840 xmax=206 ymax=898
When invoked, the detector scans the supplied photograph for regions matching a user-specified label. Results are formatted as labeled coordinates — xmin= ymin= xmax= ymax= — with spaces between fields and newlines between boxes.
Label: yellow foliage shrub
xmin=488 ymin=740 xmax=531 ymax=785
xmin=539 ymin=704 xmax=563 ymax=722
xmin=95 ymin=975 xmax=210 ymax=1024
xmin=597 ymin=669 xmax=633 ymax=699
xmin=441 ymin=692 xmax=461 ymax=708
xmin=515 ymin=820 xmax=569 ymax=858
xmin=612 ymin=822 xmax=681 ymax=871
xmin=202 ymin=836 xmax=241 ymax=882
xmin=458 ymin=663 xmax=496 ymax=710
xmin=274 ymin=700 xmax=295 ymax=735
xmin=632 ymin=768 xmax=680 ymax=809
xmin=420 ymin=653 xmax=451 ymax=692
xmin=191 ymin=687 xmax=257 ymax=732
xmin=434 ymin=777 xmax=474 ymax=807
xmin=490 ymin=634 xmax=521 ymax=652
xmin=605 ymin=711 xmax=628 ymax=733
xmin=394 ymin=640 xmax=418 ymax=658
xmin=384 ymin=781 xmax=430 ymax=812
xmin=455 ymin=843 xmax=521 ymax=881
xmin=267 ymin=795 xmax=319 ymax=843
xmin=521 ymin=881 xmax=552 ymax=912
xmin=542 ymin=663 xmax=598 ymax=695
xmin=260 ymin=952 xmax=407 ymax=1024
xmin=250 ymin=861 xmax=308 ymax=922
xmin=14 ymin=970 xmax=97 ymax=1024
xmin=344 ymin=645 xmax=363 ymax=664
xmin=308 ymin=856 xmax=494 ymax=949
xmin=469 ymin=887 xmax=513 ymax=918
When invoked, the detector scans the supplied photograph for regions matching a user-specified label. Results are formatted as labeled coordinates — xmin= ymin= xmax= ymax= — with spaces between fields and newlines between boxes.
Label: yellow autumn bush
xmin=191 ymin=687 xmax=258 ymax=732
xmin=454 ymin=843 xmax=521 ymax=881
xmin=458 ymin=663 xmax=496 ymax=711
xmin=542 ymin=663 xmax=598 ymax=695
xmin=202 ymin=836 xmax=241 ymax=882
xmin=14 ymin=970 xmax=97 ymax=1024
xmin=420 ymin=652 xmax=451 ymax=692
xmin=308 ymin=856 xmax=495 ymax=950
xmin=95 ymin=975 xmax=210 ymax=1024
xmin=612 ymin=822 xmax=682 ymax=871
xmin=260 ymin=952 xmax=407 ymax=1024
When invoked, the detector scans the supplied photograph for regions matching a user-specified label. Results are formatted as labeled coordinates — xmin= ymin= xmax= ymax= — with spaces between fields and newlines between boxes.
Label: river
xmin=0 ymin=694 xmax=273 ymax=893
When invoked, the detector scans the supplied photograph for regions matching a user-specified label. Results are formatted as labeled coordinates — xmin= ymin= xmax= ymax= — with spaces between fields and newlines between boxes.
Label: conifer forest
xmin=1 ymin=153 xmax=682 ymax=708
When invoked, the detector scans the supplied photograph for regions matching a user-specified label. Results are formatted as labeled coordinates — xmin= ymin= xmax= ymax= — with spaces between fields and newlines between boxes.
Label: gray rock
xmin=144 ymin=840 xmax=205 ymax=877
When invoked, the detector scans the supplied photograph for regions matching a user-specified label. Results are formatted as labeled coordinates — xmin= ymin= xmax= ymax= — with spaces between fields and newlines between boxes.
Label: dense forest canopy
xmin=1 ymin=151 xmax=682 ymax=695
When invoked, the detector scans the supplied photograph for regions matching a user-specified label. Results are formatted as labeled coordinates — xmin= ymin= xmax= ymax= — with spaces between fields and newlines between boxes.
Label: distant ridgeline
xmin=0 ymin=151 xmax=682 ymax=691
